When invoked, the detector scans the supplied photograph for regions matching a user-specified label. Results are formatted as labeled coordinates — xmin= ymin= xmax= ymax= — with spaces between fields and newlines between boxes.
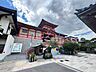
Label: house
xmin=75 ymin=3 xmax=96 ymax=33
xmin=0 ymin=6 xmax=18 ymax=60
xmin=66 ymin=36 xmax=79 ymax=42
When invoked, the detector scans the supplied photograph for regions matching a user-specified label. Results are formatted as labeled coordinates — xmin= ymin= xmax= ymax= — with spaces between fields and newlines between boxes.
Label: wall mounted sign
xmin=11 ymin=43 xmax=22 ymax=53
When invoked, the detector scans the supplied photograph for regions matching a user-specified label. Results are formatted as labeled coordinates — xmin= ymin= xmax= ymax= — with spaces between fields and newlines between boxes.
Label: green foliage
xmin=43 ymin=48 xmax=53 ymax=59
xmin=48 ymin=40 xmax=58 ymax=48
xmin=80 ymin=38 xmax=86 ymax=42
xmin=59 ymin=47 xmax=63 ymax=52
xmin=90 ymin=42 xmax=96 ymax=48
xmin=28 ymin=52 xmax=37 ymax=62
xmin=63 ymin=42 xmax=79 ymax=50
xmin=79 ymin=39 xmax=91 ymax=51
xmin=79 ymin=38 xmax=96 ymax=53
xmin=43 ymin=53 xmax=53 ymax=59
xmin=62 ymin=42 xmax=79 ymax=55
xmin=47 ymin=46 xmax=52 ymax=53
xmin=90 ymin=38 xmax=96 ymax=41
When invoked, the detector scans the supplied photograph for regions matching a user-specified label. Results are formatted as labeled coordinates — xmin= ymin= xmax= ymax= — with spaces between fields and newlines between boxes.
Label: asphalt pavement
xmin=16 ymin=63 xmax=77 ymax=72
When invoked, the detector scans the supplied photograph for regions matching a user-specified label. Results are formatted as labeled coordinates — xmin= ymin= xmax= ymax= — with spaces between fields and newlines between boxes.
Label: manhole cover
xmin=65 ymin=59 xmax=69 ymax=61
xmin=60 ymin=60 xmax=64 ymax=62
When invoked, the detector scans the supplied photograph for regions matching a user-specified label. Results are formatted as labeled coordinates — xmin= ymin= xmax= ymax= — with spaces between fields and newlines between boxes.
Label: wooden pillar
xmin=27 ymin=28 xmax=29 ymax=38
xmin=18 ymin=26 xmax=21 ymax=37
xmin=34 ymin=31 xmax=36 ymax=39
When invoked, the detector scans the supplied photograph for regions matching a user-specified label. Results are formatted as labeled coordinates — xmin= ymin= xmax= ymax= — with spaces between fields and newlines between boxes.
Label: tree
xmin=62 ymin=42 xmax=80 ymax=55
xmin=80 ymin=38 xmax=86 ymax=42
xmin=48 ymin=40 xmax=58 ymax=48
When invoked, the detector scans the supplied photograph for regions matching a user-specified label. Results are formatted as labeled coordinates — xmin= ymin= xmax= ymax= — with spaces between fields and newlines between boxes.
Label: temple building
xmin=75 ymin=3 xmax=96 ymax=33
xmin=17 ymin=19 xmax=67 ymax=45
xmin=0 ymin=2 xmax=79 ymax=59
xmin=15 ymin=19 xmax=67 ymax=53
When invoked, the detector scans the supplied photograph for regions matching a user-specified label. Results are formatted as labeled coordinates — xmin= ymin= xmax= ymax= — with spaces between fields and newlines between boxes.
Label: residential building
xmin=0 ymin=6 xmax=18 ymax=60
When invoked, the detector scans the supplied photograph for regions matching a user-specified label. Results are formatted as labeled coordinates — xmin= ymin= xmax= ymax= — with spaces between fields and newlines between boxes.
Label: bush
xmin=43 ymin=48 xmax=53 ymax=59
xmin=43 ymin=53 xmax=53 ymax=59
xmin=62 ymin=42 xmax=79 ymax=55
xmin=48 ymin=41 xmax=58 ymax=48
xmin=59 ymin=47 xmax=64 ymax=54
xmin=26 ymin=47 xmax=37 ymax=62
xmin=28 ymin=53 xmax=37 ymax=62
xmin=47 ymin=46 xmax=52 ymax=53
xmin=86 ymin=42 xmax=96 ymax=53
xmin=26 ymin=47 xmax=34 ymax=59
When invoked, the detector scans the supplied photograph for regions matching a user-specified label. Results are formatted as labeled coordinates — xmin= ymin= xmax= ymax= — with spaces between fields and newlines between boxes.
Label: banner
xmin=11 ymin=43 xmax=22 ymax=53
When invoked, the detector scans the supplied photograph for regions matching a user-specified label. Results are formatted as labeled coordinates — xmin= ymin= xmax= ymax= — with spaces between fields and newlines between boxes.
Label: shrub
xmin=48 ymin=41 xmax=58 ymax=48
xmin=26 ymin=47 xmax=34 ymax=59
xmin=59 ymin=47 xmax=64 ymax=54
xmin=62 ymin=42 xmax=79 ymax=55
xmin=43 ymin=48 xmax=53 ymax=59
xmin=86 ymin=42 xmax=96 ymax=53
xmin=26 ymin=47 xmax=37 ymax=62
xmin=28 ymin=52 xmax=37 ymax=62
xmin=47 ymin=46 xmax=52 ymax=53
xmin=43 ymin=53 xmax=53 ymax=59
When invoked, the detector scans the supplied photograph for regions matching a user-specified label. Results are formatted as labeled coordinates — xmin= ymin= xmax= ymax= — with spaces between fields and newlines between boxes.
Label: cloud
xmin=12 ymin=0 xmax=96 ymax=35
xmin=69 ymin=27 xmax=96 ymax=40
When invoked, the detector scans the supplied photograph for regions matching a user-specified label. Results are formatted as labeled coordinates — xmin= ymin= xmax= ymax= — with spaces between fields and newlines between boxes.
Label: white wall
xmin=3 ymin=35 xmax=14 ymax=55
xmin=0 ymin=53 xmax=6 ymax=61
xmin=0 ymin=35 xmax=14 ymax=61
xmin=0 ymin=16 xmax=10 ymax=34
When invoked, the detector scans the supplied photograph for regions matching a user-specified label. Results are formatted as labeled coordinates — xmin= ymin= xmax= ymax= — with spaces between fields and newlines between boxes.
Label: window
xmin=29 ymin=30 xmax=35 ymax=37
xmin=36 ymin=31 xmax=41 ymax=37
xmin=20 ymin=27 xmax=28 ymax=35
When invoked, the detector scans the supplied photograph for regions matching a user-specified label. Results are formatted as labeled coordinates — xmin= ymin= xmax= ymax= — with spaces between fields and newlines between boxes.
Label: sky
xmin=1 ymin=0 xmax=96 ymax=39
xmin=12 ymin=0 xmax=96 ymax=33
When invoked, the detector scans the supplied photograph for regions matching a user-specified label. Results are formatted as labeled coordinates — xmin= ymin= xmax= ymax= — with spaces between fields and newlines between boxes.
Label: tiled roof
xmin=38 ymin=19 xmax=58 ymax=28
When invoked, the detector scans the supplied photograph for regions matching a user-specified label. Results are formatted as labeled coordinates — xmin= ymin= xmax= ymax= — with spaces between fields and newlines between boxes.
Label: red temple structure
xmin=17 ymin=19 xmax=69 ymax=46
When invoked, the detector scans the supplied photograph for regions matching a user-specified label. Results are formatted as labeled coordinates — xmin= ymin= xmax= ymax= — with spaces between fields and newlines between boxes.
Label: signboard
xmin=11 ymin=43 xmax=22 ymax=53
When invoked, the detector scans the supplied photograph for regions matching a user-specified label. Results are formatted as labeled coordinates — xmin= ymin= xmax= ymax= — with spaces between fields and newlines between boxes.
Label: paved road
xmin=16 ymin=63 xmax=77 ymax=72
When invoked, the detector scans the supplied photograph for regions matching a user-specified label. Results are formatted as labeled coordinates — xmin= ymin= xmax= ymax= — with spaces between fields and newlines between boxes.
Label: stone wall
xmin=14 ymin=36 xmax=31 ymax=53
xmin=14 ymin=36 xmax=42 ymax=53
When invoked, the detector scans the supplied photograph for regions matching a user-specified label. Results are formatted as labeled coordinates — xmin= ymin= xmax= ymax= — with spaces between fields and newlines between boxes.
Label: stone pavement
xmin=0 ymin=53 xmax=96 ymax=72
xmin=54 ymin=53 xmax=96 ymax=72
xmin=0 ymin=54 xmax=54 ymax=72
